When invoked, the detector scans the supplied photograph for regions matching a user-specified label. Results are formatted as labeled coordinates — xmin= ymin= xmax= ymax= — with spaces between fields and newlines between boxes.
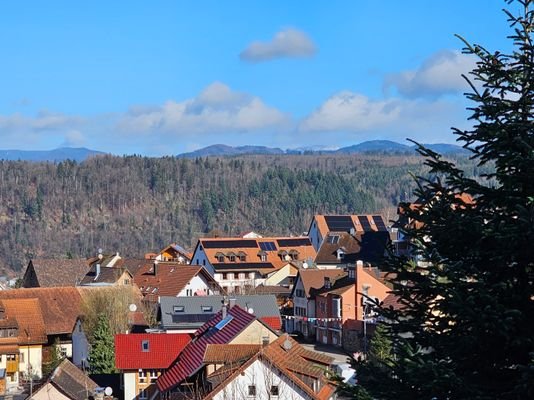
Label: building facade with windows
xmin=191 ymin=237 xmax=316 ymax=294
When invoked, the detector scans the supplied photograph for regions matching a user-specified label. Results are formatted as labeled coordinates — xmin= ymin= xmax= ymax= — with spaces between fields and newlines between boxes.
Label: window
xmin=229 ymin=255 xmax=236 ymax=262
xmin=248 ymin=385 xmax=256 ymax=396
xmin=149 ymin=370 xmax=158 ymax=383
xmin=186 ymin=289 xmax=193 ymax=296
xmin=270 ymin=385 xmax=279 ymax=396
xmin=59 ymin=346 xmax=68 ymax=358
xmin=203 ymin=260 xmax=206 ymax=266
xmin=260 ymin=254 xmax=267 ymax=262
xmin=142 ymin=340 xmax=149 ymax=352
xmin=238 ymin=273 xmax=245 ymax=280
xmin=262 ymin=336 xmax=270 ymax=346
xmin=6 ymin=354 xmax=16 ymax=361
xmin=222 ymin=273 xmax=227 ymax=280
xmin=139 ymin=370 xmax=147 ymax=383
xmin=228 ymin=273 xmax=234 ymax=280
xmin=139 ymin=388 xmax=148 ymax=400
xmin=249 ymin=272 xmax=255 ymax=280
xmin=124 ymin=279 xmax=130 ymax=285
xmin=239 ymin=255 xmax=246 ymax=262
xmin=201 ymin=306 xmax=213 ymax=312
xmin=173 ymin=305 xmax=184 ymax=313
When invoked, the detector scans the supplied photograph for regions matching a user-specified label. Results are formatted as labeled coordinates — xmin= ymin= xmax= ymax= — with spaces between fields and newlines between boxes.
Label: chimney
xmin=229 ymin=298 xmax=237 ymax=309
xmin=94 ymin=263 xmax=101 ymax=281
xmin=356 ymin=260 xmax=363 ymax=270
xmin=153 ymin=260 xmax=158 ymax=276
xmin=324 ymin=277 xmax=331 ymax=289
xmin=221 ymin=297 xmax=229 ymax=319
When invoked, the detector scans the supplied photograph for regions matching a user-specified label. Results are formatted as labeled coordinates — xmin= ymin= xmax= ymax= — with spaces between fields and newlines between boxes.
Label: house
xmin=314 ymin=230 xmax=390 ymax=269
xmin=314 ymin=262 xmax=391 ymax=351
xmin=308 ymin=214 xmax=388 ymax=253
xmin=0 ymin=287 xmax=83 ymax=362
xmin=289 ymin=269 xmax=346 ymax=339
xmin=21 ymin=259 xmax=91 ymax=288
xmin=115 ymin=333 xmax=191 ymax=400
xmin=191 ymin=236 xmax=316 ymax=294
xmin=131 ymin=261 xmax=222 ymax=301
xmin=71 ymin=319 xmax=89 ymax=369
xmin=156 ymin=303 xmax=279 ymax=397
xmin=159 ymin=295 xmax=282 ymax=334
xmin=0 ymin=298 xmax=47 ymax=388
xmin=155 ymin=243 xmax=191 ymax=264
xmin=202 ymin=334 xmax=336 ymax=400
xmin=78 ymin=263 xmax=134 ymax=287
xmin=31 ymin=359 xmax=100 ymax=400
xmin=263 ymin=261 xmax=299 ymax=288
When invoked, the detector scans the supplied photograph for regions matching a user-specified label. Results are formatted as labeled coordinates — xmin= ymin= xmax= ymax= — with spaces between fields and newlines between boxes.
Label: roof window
xmin=141 ymin=340 xmax=149 ymax=352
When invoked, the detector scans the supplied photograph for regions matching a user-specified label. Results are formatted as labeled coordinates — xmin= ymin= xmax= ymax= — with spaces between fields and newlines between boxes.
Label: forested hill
xmin=0 ymin=154 xmax=486 ymax=274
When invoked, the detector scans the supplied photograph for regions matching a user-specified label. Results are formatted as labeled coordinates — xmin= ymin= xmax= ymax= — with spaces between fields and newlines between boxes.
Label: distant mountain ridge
xmin=0 ymin=147 xmax=105 ymax=162
xmin=178 ymin=140 xmax=468 ymax=158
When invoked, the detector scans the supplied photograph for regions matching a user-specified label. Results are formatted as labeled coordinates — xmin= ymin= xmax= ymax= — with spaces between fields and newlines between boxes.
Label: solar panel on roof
xmin=358 ymin=216 xmax=372 ymax=232
xmin=277 ymin=238 xmax=311 ymax=247
xmin=203 ymin=240 xmax=258 ymax=249
xmin=259 ymin=242 xmax=277 ymax=251
xmin=372 ymin=215 xmax=387 ymax=231
xmin=324 ymin=216 xmax=355 ymax=232
xmin=215 ymin=315 xmax=234 ymax=330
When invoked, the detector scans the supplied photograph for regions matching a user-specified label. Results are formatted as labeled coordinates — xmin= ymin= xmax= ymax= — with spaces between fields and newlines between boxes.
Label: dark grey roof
xmin=46 ymin=359 xmax=98 ymax=400
xmin=160 ymin=295 xmax=280 ymax=330
xmin=78 ymin=265 xmax=130 ymax=286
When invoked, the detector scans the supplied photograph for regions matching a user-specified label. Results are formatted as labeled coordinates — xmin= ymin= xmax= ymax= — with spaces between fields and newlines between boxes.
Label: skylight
xmin=214 ymin=315 xmax=234 ymax=330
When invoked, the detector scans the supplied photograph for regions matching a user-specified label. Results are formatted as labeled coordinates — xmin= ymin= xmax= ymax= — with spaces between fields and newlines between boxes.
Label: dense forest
xmin=0 ymin=153 xmax=488 ymax=274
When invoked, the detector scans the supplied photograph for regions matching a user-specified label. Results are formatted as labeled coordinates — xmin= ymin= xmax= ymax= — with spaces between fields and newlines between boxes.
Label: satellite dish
xmin=104 ymin=387 xmax=113 ymax=396
xmin=129 ymin=304 xmax=137 ymax=312
xmin=302 ymin=262 xmax=308 ymax=269
xmin=248 ymin=308 xmax=254 ymax=314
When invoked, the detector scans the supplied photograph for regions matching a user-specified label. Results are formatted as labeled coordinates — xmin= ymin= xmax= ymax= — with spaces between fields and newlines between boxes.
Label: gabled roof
xmin=0 ymin=287 xmax=82 ymax=335
xmin=195 ymin=236 xmax=316 ymax=272
xmin=312 ymin=273 xmax=354 ymax=297
xmin=203 ymin=344 xmax=261 ymax=364
xmin=78 ymin=265 xmax=132 ymax=286
xmin=133 ymin=263 xmax=221 ymax=299
xmin=23 ymin=259 xmax=91 ymax=288
xmin=157 ymin=305 xmax=259 ymax=392
xmin=315 ymin=231 xmax=390 ymax=265
xmin=0 ymin=298 xmax=47 ymax=345
xmin=311 ymin=214 xmax=388 ymax=240
xmin=115 ymin=333 xmax=191 ymax=370
xmin=203 ymin=334 xmax=336 ymax=400
xmin=160 ymin=295 xmax=282 ymax=331
xmin=46 ymin=359 xmax=99 ymax=400
xmin=295 ymin=269 xmax=346 ymax=298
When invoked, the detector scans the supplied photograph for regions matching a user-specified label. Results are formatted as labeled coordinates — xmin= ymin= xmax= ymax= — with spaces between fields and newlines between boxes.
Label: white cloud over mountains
xmin=299 ymin=90 xmax=465 ymax=140
xmin=117 ymin=82 xmax=291 ymax=135
xmin=240 ymin=28 xmax=316 ymax=62
xmin=0 ymin=49 xmax=473 ymax=153
xmin=384 ymin=50 xmax=476 ymax=98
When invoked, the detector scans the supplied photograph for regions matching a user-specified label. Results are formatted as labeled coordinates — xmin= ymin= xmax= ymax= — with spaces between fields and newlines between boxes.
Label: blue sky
xmin=0 ymin=1 xmax=515 ymax=155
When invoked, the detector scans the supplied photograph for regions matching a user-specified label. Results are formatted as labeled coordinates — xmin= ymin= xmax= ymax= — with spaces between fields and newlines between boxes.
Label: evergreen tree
xmin=363 ymin=1 xmax=534 ymax=399
xmin=89 ymin=314 xmax=116 ymax=374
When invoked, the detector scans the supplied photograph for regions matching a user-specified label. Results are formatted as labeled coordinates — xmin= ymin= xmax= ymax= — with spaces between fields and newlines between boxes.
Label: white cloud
xmin=300 ymin=90 xmax=467 ymax=141
xmin=117 ymin=82 xmax=291 ymax=135
xmin=240 ymin=28 xmax=316 ymax=62
xmin=62 ymin=130 xmax=86 ymax=147
xmin=0 ymin=111 xmax=82 ymax=133
xmin=385 ymin=50 xmax=476 ymax=98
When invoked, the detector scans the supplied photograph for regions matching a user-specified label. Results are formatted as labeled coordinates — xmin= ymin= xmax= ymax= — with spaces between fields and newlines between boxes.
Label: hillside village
xmin=0 ymin=208 xmax=413 ymax=400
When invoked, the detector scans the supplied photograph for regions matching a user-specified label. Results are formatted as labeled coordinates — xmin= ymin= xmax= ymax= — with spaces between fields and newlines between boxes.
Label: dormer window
xmin=215 ymin=252 xmax=225 ymax=263
xmin=173 ymin=305 xmax=185 ymax=313
xmin=237 ymin=251 xmax=247 ymax=262
xmin=227 ymin=252 xmax=236 ymax=262
xmin=289 ymin=249 xmax=299 ymax=261
xmin=336 ymin=248 xmax=346 ymax=261
xmin=142 ymin=340 xmax=149 ymax=352
xmin=258 ymin=251 xmax=267 ymax=262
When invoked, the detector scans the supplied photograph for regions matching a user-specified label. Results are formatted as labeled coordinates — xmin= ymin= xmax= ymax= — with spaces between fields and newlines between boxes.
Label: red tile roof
xmin=115 ymin=333 xmax=192 ymax=370
xmin=157 ymin=305 xmax=257 ymax=392
xmin=133 ymin=262 xmax=220 ymax=299
xmin=260 ymin=316 xmax=282 ymax=331
xmin=1 ymin=298 xmax=47 ymax=345
xmin=0 ymin=287 xmax=82 ymax=335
